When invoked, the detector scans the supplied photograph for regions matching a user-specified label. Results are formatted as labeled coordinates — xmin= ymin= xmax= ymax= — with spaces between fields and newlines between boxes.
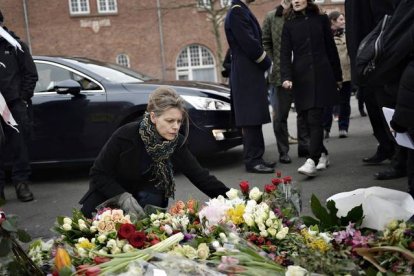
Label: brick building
xmin=1 ymin=0 xmax=344 ymax=81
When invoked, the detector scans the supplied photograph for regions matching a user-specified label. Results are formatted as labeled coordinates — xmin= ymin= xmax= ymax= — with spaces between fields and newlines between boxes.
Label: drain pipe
xmin=156 ymin=0 xmax=166 ymax=80
xmin=22 ymin=0 xmax=32 ymax=53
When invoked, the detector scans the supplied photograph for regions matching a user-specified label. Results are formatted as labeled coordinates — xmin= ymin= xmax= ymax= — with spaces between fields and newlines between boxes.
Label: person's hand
xmin=282 ymin=80 xmax=293 ymax=90
xmin=337 ymin=81 xmax=343 ymax=90
xmin=97 ymin=192 xmax=146 ymax=218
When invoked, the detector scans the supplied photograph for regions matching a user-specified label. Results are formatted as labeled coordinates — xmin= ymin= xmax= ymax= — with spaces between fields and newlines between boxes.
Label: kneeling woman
xmin=80 ymin=86 xmax=229 ymax=217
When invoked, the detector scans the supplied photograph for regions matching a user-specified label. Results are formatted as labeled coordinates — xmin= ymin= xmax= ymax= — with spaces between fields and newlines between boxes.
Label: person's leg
xmin=322 ymin=106 xmax=333 ymax=138
xmin=307 ymin=108 xmax=325 ymax=165
xmin=243 ymin=125 xmax=272 ymax=173
xmin=357 ymin=88 xmax=367 ymax=116
xmin=274 ymin=86 xmax=293 ymax=162
xmin=297 ymin=112 xmax=310 ymax=157
xmin=7 ymin=101 xmax=33 ymax=202
xmin=338 ymin=81 xmax=351 ymax=133
xmin=362 ymin=86 xmax=395 ymax=163
xmin=0 ymin=122 xmax=6 ymax=200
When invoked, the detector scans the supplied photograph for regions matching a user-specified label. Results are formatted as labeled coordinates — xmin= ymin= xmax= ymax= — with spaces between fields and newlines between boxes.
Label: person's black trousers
xmin=363 ymin=85 xmax=395 ymax=157
xmin=242 ymin=125 xmax=265 ymax=169
xmin=272 ymin=85 xmax=293 ymax=156
xmin=299 ymin=108 xmax=327 ymax=164
xmin=0 ymin=100 xmax=32 ymax=191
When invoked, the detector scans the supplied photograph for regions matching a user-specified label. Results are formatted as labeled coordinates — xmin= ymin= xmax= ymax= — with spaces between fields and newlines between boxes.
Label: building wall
xmin=0 ymin=0 xmax=344 ymax=81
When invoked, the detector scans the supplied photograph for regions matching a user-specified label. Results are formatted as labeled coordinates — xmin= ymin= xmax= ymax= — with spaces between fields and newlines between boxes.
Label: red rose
xmin=276 ymin=171 xmax=282 ymax=177
xmin=150 ymin=239 xmax=160 ymax=245
xmin=128 ymin=231 xmax=147 ymax=248
xmin=0 ymin=211 xmax=6 ymax=224
xmin=271 ymin=178 xmax=282 ymax=186
xmin=264 ymin=184 xmax=276 ymax=193
xmin=239 ymin=180 xmax=250 ymax=194
xmin=283 ymin=176 xmax=292 ymax=184
xmin=118 ymin=223 xmax=136 ymax=239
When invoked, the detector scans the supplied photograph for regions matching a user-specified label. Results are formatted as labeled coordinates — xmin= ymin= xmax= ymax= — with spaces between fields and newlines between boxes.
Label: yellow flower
xmin=227 ymin=204 xmax=245 ymax=225
xmin=76 ymin=238 xmax=95 ymax=250
xmin=54 ymin=247 xmax=71 ymax=271
xmin=300 ymin=228 xmax=330 ymax=252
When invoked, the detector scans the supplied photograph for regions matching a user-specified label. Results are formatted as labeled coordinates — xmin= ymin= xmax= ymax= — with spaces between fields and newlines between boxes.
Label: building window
xmin=197 ymin=0 xmax=211 ymax=9
xmin=331 ymin=0 xmax=345 ymax=2
xmin=116 ymin=54 xmax=130 ymax=68
xmin=69 ymin=0 xmax=90 ymax=15
xmin=97 ymin=0 xmax=118 ymax=13
xmin=176 ymin=45 xmax=217 ymax=82
xmin=220 ymin=0 xmax=231 ymax=7
xmin=314 ymin=0 xmax=325 ymax=3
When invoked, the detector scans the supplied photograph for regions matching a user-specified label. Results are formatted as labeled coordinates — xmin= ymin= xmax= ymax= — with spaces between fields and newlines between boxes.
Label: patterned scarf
xmin=139 ymin=112 xmax=179 ymax=199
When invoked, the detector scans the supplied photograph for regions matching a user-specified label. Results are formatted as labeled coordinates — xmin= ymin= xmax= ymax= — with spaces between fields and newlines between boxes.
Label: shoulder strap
xmin=232 ymin=4 xmax=241 ymax=9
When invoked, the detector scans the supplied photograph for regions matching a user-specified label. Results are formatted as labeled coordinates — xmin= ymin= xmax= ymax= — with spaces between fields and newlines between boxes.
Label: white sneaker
xmin=316 ymin=153 xmax=330 ymax=170
xmin=298 ymin=158 xmax=317 ymax=176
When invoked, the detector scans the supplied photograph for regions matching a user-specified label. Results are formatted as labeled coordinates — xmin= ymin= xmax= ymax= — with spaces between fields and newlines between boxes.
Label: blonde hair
xmin=147 ymin=86 xmax=189 ymax=142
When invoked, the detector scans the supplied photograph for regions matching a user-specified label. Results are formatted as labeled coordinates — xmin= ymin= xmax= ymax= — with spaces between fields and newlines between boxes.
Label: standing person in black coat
xmin=280 ymin=0 xmax=342 ymax=177
xmin=224 ymin=0 xmax=274 ymax=174
xmin=0 ymin=10 xmax=38 ymax=202
xmin=80 ymin=86 xmax=230 ymax=218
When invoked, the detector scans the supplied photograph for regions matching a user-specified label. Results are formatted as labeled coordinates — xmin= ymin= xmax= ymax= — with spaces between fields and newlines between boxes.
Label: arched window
xmin=116 ymin=54 xmax=130 ymax=68
xmin=176 ymin=45 xmax=216 ymax=82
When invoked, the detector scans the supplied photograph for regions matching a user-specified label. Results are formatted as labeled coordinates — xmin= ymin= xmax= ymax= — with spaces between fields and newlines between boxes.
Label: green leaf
xmin=17 ymin=229 xmax=32 ymax=243
xmin=59 ymin=266 xmax=73 ymax=276
xmin=56 ymin=216 xmax=65 ymax=225
xmin=325 ymin=200 xmax=340 ymax=228
xmin=0 ymin=237 xmax=11 ymax=257
xmin=310 ymin=194 xmax=330 ymax=227
xmin=345 ymin=204 xmax=364 ymax=225
xmin=1 ymin=220 xmax=17 ymax=232
xmin=301 ymin=215 xmax=319 ymax=227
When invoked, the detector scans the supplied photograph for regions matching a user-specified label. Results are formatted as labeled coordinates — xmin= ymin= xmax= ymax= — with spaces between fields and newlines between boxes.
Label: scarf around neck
xmin=0 ymin=26 xmax=23 ymax=52
xmin=139 ymin=112 xmax=179 ymax=199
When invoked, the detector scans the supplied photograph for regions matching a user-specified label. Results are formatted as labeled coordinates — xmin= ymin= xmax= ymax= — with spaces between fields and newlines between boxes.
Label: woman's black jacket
xmin=79 ymin=122 xmax=229 ymax=204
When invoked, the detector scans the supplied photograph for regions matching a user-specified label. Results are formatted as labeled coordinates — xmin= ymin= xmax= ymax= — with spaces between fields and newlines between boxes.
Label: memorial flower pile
xmin=1 ymin=172 xmax=413 ymax=275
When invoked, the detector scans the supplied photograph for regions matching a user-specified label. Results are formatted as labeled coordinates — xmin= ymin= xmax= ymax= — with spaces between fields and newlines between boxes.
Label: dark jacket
xmin=0 ymin=28 xmax=38 ymax=103
xmin=345 ymin=0 xmax=399 ymax=85
xmin=79 ymin=122 xmax=229 ymax=204
xmin=224 ymin=0 xmax=272 ymax=127
xmin=280 ymin=10 xmax=342 ymax=112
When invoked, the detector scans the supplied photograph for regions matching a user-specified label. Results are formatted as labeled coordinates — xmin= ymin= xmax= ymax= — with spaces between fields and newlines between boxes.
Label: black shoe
xmin=374 ymin=168 xmax=406 ymax=180
xmin=279 ymin=154 xmax=292 ymax=164
xmin=246 ymin=164 xmax=275 ymax=174
xmin=362 ymin=152 xmax=390 ymax=164
xmin=263 ymin=161 xmax=277 ymax=168
xmin=324 ymin=130 xmax=330 ymax=139
xmin=15 ymin=181 xmax=34 ymax=202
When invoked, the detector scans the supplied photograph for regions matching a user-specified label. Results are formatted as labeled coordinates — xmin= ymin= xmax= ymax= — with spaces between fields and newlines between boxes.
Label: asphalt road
xmin=2 ymin=97 xmax=407 ymax=239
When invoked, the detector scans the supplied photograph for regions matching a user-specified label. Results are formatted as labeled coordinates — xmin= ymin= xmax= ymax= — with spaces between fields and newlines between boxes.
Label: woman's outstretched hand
xmin=282 ymin=80 xmax=293 ymax=90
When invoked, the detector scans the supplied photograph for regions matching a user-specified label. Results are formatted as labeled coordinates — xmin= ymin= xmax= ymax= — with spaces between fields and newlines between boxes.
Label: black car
xmin=27 ymin=56 xmax=241 ymax=165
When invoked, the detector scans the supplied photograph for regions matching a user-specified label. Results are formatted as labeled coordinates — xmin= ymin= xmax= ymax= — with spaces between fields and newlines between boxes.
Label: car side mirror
xmin=54 ymin=79 xmax=81 ymax=95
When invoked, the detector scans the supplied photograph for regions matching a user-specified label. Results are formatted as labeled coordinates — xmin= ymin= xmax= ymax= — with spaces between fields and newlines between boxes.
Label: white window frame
xmin=116 ymin=54 xmax=130 ymax=68
xmin=97 ymin=0 xmax=118 ymax=14
xmin=330 ymin=0 xmax=345 ymax=2
xmin=197 ymin=0 xmax=212 ymax=10
xmin=69 ymin=0 xmax=90 ymax=15
xmin=313 ymin=0 xmax=325 ymax=4
xmin=176 ymin=45 xmax=217 ymax=82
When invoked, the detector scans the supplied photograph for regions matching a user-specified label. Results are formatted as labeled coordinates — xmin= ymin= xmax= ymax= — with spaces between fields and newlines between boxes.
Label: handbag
xmin=355 ymin=15 xmax=392 ymax=85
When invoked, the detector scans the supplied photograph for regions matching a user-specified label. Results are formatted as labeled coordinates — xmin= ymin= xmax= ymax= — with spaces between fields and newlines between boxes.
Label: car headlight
xmin=181 ymin=95 xmax=231 ymax=111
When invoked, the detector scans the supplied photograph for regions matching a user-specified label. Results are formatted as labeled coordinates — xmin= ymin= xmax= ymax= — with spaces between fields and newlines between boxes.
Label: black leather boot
xmin=15 ymin=181 xmax=34 ymax=202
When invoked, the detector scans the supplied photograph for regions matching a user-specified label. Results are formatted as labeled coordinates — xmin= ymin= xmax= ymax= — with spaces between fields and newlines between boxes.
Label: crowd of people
xmin=0 ymin=0 xmax=413 ymax=217
xmin=224 ymin=0 xmax=413 ymax=198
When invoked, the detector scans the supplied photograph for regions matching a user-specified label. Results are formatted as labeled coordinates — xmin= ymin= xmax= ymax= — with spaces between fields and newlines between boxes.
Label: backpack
xmin=355 ymin=14 xmax=392 ymax=85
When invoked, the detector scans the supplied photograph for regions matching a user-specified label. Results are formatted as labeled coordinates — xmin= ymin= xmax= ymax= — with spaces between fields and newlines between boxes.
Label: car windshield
xmin=63 ymin=58 xmax=152 ymax=83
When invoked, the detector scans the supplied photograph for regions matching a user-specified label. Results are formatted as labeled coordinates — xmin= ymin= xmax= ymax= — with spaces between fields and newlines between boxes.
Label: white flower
xmin=318 ymin=232 xmax=332 ymax=243
xmin=63 ymin=217 xmax=72 ymax=225
xmin=78 ymin=237 xmax=88 ymax=244
xmin=226 ymin=188 xmax=240 ymax=200
xmin=122 ymin=244 xmax=134 ymax=252
xmin=90 ymin=226 xmax=97 ymax=233
xmin=197 ymin=243 xmax=210 ymax=260
xmin=98 ymin=248 xmax=108 ymax=255
xmin=308 ymin=228 xmax=318 ymax=236
xmin=257 ymin=222 xmax=266 ymax=232
xmin=152 ymin=220 xmax=161 ymax=227
xmin=97 ymin=234 xmax=107 ymax=243
xmin=219 ymin=233 xmax=228 ymax=243
xmin=268 ymin=210 xmax=276 ymax=220
xmin=116 ymin=239 xmax=127 ymax=248
xmin=62 ymin=223 xmax=72 ymax=231
xmin=78 ymin=219 xmax=85 ymax=225
xmin=211 ymin=240 xmax=221 ymax=249
xmin=106 ymin=239 xmax=117 ymax=249
xmin=79 ymin=222 xmax=88 ymax=232
xmin=267 ymin=227 xmax=277 ymax=237
xmin=77 ymin=248 xmax=88 ymax=258
xmin=276 ymin=227 xmax=289 ymax=240
xmin=285 ymin=265 xmax=308 ymax=276
xmin=243 ymin=214 xmax=255 ymax=227
xmin=111 ymin=246 xmax=122 ymax=255
xmin=228 ymin=232 xmax=240 ymax=243
xmin=260 ymin=230 xmax=268 ymax=237
xmin=266 ymin=218 xmax=274 ymax=227
xmin=163 ymin=224 xmax=173 ymax=235
xmin=249 ymin=187 xmax=263 ymax=201
xmin=150 ymin=214 xmax=158 ymax=221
